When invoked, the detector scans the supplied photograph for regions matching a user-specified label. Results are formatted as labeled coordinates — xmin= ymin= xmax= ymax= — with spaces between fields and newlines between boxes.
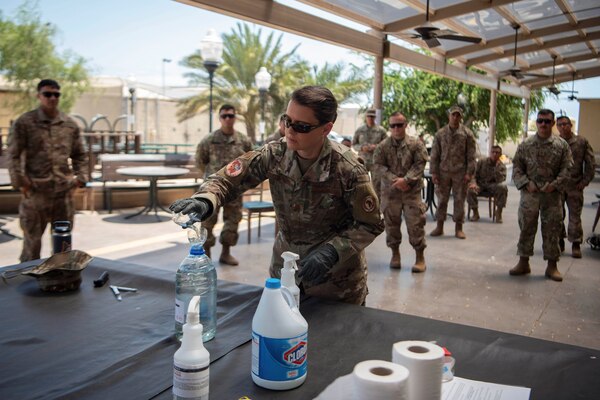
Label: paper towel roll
xmin=392 ymin=341 xmax=444 ymax=400
xmin=352 ymin=360 xmax=409 ymax=400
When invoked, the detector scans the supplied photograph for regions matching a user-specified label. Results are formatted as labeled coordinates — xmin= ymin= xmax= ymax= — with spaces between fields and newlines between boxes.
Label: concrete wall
xmin=578 ymin=99 xmax=600 ymax=154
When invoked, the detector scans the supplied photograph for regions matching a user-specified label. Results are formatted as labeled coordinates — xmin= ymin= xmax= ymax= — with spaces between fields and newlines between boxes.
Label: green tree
xmin=381 ymin=64 xmax=546 ymax=144
xmin=0 ymin=1 xmax=89 ymax=114
xmin=178 ymin=23 xmax=370 ymax=143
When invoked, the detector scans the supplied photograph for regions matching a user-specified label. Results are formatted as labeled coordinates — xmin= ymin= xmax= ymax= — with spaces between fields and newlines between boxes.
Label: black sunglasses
xmin=283 ymin=115 xmax=324 ymax=134
xmin=220 ymin=113 xmax=236 ymax=119
xmin=389 ymin=122 xmax=405 ymax=129
xmin=536 ymin=118 xmax=553 ymax=124
xmin=41 ymin=92 xmax=61 ymax=98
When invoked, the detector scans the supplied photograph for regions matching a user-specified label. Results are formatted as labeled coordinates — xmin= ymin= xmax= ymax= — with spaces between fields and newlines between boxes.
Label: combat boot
xmin=430 ymin=221 xmax=444 ymax=237
xmin=545 ymin=260 xmax=563 ymax=282
xmin=509 ymin=256 xmax=531 ymax=276
xmin=469 ymin=208 xmax=480 ymax=222
xmin=389 ymin=246 xmax=401 ymax=269
xmin=495 ymin=207 xmax=503 ymax=223
xmin=219 ymin=245 xmax=239 ymax=266
xmin=559 ymin=238 xmax=565 ymax=253
xmin=455 ymin=223 xmax=466 ymax=239
xmin=412 ymin=249 xmax=426 ymax=273
xmin=572 ymin=242 xmax=582 ymax=259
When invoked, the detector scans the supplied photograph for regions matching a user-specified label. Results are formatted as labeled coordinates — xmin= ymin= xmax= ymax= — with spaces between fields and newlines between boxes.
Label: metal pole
xmin=260 ymin=88 xmax=266 ymax=143
xmin=209 ymin=69 xmax=214 ymax=133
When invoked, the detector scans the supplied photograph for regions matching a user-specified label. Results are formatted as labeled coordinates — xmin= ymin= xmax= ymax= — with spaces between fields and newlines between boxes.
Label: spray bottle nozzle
xmin=187 ymin=295 xmax=201 ymax=326
xmin=282 ymin=251 xmax=300 ymax=271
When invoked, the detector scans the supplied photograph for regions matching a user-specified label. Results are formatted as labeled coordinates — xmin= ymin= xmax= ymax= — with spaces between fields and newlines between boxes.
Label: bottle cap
xmin=265 ymin=278 xmax=281 ymax=289
xmin=189 ymin=245 xmax=205 ymax=256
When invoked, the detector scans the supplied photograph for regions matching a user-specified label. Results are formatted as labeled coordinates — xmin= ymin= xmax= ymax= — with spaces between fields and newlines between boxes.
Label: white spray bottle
xmin=281 ymin=251 xmax=300 ymax=308
xmin=173 ymin=296 xmax=210 ymax=400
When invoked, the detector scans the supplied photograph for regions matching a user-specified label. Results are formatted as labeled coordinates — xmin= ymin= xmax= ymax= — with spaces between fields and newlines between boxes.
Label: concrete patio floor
xmin=1 ymin=175 xmax=599 ymax=351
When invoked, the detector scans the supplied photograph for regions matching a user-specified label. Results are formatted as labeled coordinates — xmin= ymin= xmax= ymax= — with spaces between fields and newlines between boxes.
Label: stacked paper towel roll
xmin=392 ymin=341 xmax=444 ymax=400
xmin=352 ymin=360 xmax=410 ymax=400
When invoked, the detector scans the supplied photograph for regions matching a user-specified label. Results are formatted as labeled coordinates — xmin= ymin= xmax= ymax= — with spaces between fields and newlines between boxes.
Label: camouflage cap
xmin=23 ymin=250 xmax=93 ymax=292
xmin=448 ymin=105 xmax=464 ymax=116
xmin=365 ymin=109 xmax=376 ymax=117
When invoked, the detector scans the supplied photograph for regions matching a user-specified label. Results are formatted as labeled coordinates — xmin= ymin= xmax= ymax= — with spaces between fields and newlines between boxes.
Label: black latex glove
xmin=298 ymin=244 xmax=339 ymax=285
xmin=169 ymin=198 xmax=211 ymax=220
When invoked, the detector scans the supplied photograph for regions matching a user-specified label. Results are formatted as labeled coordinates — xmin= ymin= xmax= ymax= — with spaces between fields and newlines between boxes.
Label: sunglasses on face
xmin=389 ymin=122 xmax=405 ymax=129
xmin=41 ymin=92 xmax=61 ymax=98
xmin=536 ymin=118 xmax=553 ymax=125
xmin=282 ymin=115 xmax=324 ymax=134
xmin=220 ymin=113 xmax=236 ymax=119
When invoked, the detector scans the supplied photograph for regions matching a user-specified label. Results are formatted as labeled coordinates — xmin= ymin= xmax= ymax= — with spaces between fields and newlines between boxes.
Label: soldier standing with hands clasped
xmin=171 ymin=86 xmax=384 ymax=305
xmin=373 ymin=112 xmax=428 ymax=272
xmin=8 ymin=79 xmax=88 ymax=262
xmin=510 ymin=109 xmax=572 ymax=281
xmin=429 ymin=105 xmax=476 ymax=239
xmin=556 ymin=115 xmax=595 ymax=258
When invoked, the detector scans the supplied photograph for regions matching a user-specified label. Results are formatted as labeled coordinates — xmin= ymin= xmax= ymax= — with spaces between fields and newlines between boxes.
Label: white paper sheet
xmin=442 ymin=376 xmax=531 ymax=400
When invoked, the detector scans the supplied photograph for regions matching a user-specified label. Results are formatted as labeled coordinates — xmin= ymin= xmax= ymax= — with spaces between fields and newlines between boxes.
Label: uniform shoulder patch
xmin=363 ymin=195 xmax=376 ymax=213
xmin=225 ymin=159 xmax=244 ymax=177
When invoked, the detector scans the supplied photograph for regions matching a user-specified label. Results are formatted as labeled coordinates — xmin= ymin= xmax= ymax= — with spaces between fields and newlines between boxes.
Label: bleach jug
xmin=251 ymin=278 xmax=308 ymax=390
xmin=280 ymin=252 xmax=300 ymax=308
xmin=173 ymin=296 xmax=210 ymax=400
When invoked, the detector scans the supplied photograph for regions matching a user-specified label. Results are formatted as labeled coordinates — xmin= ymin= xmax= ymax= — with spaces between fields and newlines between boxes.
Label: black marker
xmin=93 ymin=271 xmax=109 ymax=287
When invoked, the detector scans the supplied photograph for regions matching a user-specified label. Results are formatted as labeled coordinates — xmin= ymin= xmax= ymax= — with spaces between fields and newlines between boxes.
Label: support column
xmin=488 ymin=88 xmax=497 ymax=154
xmin=522 ymin=98 xmax=530 ymax=140
xmin=374 ymin=54 xmax=384 ymax=125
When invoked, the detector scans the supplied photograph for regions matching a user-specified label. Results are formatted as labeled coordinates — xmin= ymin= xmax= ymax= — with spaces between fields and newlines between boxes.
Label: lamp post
xmin=200 ymin=29 xmax=223 ymax=133
xmin=161 ymin=58 xmax=171 ymax=96
xmin=254 ymin=66 xmax=272 ymax=143
xmin=128 ymin=77 xmax=137 ymax=133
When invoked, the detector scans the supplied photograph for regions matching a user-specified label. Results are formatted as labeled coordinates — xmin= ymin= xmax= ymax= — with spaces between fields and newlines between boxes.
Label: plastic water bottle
xmin=251 ymin=278 xmax=308 ymax=390
xmin=175 ymin=245 xmax=217 ymax=342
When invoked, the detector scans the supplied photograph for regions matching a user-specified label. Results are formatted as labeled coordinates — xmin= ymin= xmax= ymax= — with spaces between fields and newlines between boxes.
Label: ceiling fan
xmin=500 ymin=24 xmax=548 ymax=80
xmin=388 ymin=0 xmax=482 ymax=48
xmin=546 ymin=55 xmax=561 ymax=96
xmin=564 ymin=72 xmax=579 ymax=101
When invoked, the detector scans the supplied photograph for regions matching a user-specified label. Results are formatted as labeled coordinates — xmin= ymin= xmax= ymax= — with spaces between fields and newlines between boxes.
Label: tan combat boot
xmin=572 ymin=242 xmax=582 ymax=259
xmin=495 ymin=207 xmax=503 ymax=223
xmin=389 ymin=246 xmax=401 ymax=269
xmin=545 ymin=260 xmax=563 ymax=281
xmin=219 ymin=245 xmax=239 ymax=266
xmin=509 ymin=256 xmax=531 ymax=276
xmin=430 ymin=221 xmax=444 ymax=237
xmin=469 ymin=208 xmax=480 ymax=222
xmin=455 ymin=223 xmax=466 ymax=239
xmin=412 ymin=249 xmax=426 ymax=273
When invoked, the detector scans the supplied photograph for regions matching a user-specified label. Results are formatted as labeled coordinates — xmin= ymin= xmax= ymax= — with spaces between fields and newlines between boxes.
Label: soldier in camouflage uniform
xmin=172 ymin=86 xmax=384 ymax=305
xmin=8 ymin=79 xmax=88 ymax=262
xmin=352 ymin=108 xmax=388 ymax=197
xmin=467 ymin=145 xmax=508 ymax=223
xmin=510 ymin=109 xmax=572 ymax=282
xmin=264 ymin=114 xmax=285 ymax=144
xmin=373 ymin=112 xmax=428 ymax=272
xmin=195 ymin=104 xmax=253 ymax=265
xmin=429 ymin=105 xmax=477 ymax=239
xmin=556 ymin=116 xmax=595 ymax=258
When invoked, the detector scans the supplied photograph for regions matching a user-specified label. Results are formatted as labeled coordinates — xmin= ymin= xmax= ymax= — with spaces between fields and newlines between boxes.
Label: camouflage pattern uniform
xmin=352 ymin=124 xmax=388 ymax=195
xmin=429 ymin=124 xmax=477 ymax=223
xmin=373 ymin=135 xmax=428 ymax=250
xmin=467 ymin=157 xmax=508 ymax=209
xmin=195 ymin=128 xmax=253 ymax=248
xmin=8 ymin=108 xmax=88 ymax=262
xmin=512 ymin=134 xmax=572 ymax=260
xmin=561 ymin=135 xmax=595 ymax=243
xmin=193 ymin=139 xmax=384 ymax=305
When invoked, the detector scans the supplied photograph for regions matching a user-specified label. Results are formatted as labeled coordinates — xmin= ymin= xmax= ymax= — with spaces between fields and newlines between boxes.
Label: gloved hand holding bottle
xmin=298 ymin=243 xmax=339 ymax=285
xmin=170 ymin=198 xmax=212 ymax=219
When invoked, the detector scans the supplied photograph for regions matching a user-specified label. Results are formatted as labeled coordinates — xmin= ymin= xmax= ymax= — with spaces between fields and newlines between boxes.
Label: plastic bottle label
xmin=173 ymin=364 xmax=209 ymax=399
xmin=251 ymin=331 xmax=307 ymax=381
xmin=175 ymin=298 xmax=185 ymax=324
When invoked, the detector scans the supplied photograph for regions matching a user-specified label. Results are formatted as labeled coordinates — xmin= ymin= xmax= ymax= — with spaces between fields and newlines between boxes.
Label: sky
xmin=2 ymin=0 xmax=598 ymax=123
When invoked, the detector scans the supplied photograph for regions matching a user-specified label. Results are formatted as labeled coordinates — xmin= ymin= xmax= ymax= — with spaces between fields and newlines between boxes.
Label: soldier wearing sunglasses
xmin=194 ymin=104 xmax=253 ymax=265
xmin=172 ymin=86 xmax=384 ymax=305
xmin=373 ymin=112 xmax=428 ymax=272
xmin=7 ymin=79 xmax=88 ymax=262
xmin=511 ymin=109 xmax=573 ymax=281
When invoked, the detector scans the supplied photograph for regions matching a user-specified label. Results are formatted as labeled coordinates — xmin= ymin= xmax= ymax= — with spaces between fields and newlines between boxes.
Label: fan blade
xmin=424 ymin=37 xmax=441 ymax=48
xmin=436 ymin=34 xmax=482 ymax=44
xmin=548 ymin=86 xmax=561 ymax=95
xmin=521 ymin=72 xmax=547 ymax=78
xmin=414 ymin=26 xmax=439 ymax=38
xmin=432 ymin=29 xmax=456 ymax=36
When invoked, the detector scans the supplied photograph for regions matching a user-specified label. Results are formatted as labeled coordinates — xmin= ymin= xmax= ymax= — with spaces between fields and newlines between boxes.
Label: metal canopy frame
xmin=177 ymin=0 xmax=600 ymax=98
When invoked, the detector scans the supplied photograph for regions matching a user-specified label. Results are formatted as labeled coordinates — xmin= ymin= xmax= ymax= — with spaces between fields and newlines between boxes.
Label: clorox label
xmin=251 ymin=331 xmax=307 ymax=381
